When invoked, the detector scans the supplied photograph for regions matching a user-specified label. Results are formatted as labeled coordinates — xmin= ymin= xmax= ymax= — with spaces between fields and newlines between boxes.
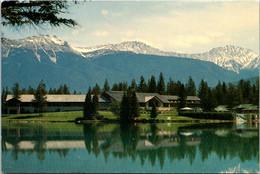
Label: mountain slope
xmin=2 ymin=35 xmax=259 ymax=93
xmin=76 ymin=41 xmax=259 ymax=73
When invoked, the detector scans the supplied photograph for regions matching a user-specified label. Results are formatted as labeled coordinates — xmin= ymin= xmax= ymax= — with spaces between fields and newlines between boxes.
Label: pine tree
xmin=185 ymin=77 xmax=196 ymax=96
xmin=83 ymin=88 xmax=93 ymax=120
xmin=73 ymin=90 xmax=77 ymax=95
xmin=166 ymin=78 xmax=175 ymax=95
xmin=120 ymin=91 xmax=129 ymax=121
xmin=63 ymin=84 xmax=70 ymax=94
xmin=28 ymin=86 xmax=35 ymax=94
xmin=12 ymin=82 xmax=21 ymax=114
xmin=130 ymin=79 xmax=137 ymax=90
xmin=138 ymin=76 xmax=147 ymax=92
xmin=111 ymin=83 xmax=119 ymax=91
xmin=226 ymin=83 xmax=239 ymax=110
xmin=222 ymin=82 xmax=227 ymax=105
xmin=215 ymin=81 xmax=224 ymax=105
xmin=198 ymin=79 xmax=209 ymax=111
xmin=92 ymin=83 xmax=101 ymax=95
xmin=150 ymin=102 xmax=158 ymax=119
xmin=177 ymin=84 xmax=186 ymax=110
xmin=49 ymin=88 xmax=54 ymax=94
xmin=148 ymin=75 xmax=157 ymax=93
xmin=157 ymin=72 xmax=165 ymax=94
xmin=92 ymin=93 xmax=99 ymax=116
xmin=103 ymin=79 xmax=110 ymax=91
xmin=21 ymin=88 xmax=28 ymax=94
xmin=129 ymin=89 xmax=140 ymax=118
xmin=33 ymin=80 xmax=47 ymax=115
xmin=57 ymin=84 xmax=63 ymax=94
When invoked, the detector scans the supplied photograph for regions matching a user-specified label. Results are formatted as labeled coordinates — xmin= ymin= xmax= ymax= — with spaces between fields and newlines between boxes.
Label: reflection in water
xmin=2 ymin=122 xmax=259 ymax=172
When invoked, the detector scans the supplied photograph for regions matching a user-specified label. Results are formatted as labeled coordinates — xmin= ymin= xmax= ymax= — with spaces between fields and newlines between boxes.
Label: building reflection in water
xmin=2 ymin=122 xmax=259 ymax=168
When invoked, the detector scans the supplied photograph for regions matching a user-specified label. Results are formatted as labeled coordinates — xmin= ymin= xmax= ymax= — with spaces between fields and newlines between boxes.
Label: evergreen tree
xmin=28 ymin=86 xmax=35 ymax=94
xmin=215 ymin=81 xmax=224 ymax=105
xmin=103 ymin=79 xmax=110 ymax=91
xmin=1 ymin=87 xmax=7 ymax=104
xmin=185 ymin=77 xmax=196 ymax=96
xmin=21 ymin=88 xmax=28 ymax=94
xmin=57 ymin=84 xmax=63 ymax=94
xmin=92 ymin=83 xmax=101 ymax=95
xmin=150 ymin=102 xmax=158 ymax=119
xmin=92 ymin=93 xmax=99 ymax=116
xmin=177 ymin=84 xmax=186 ymax=109
xmin=53 ymin=88 xmax=57 ymax=94
xmin=73 ymin=90 xmax=77 ymax=95
xmin=138 ymin=76 xmax=147 ymax=92
xmin=222 ymin=82 xmax=227 ymax=105
xmin=83 ymin=88 xmax=93 ymax=120
xmin=130 ymin=79 xmax=137 ymax=91
xmin=157 ymin=72 xmax=165 ymax=94
xmin=110 ymin=100 xmax=120 ymax=116
xmin=226 ymin=83 xmax=239 ymax=110
xmin=129 ymin=89 xmax=140 ymax=118
xmin=111 ymin=83 xmax=119 ymax=91
xmin=12 ymin=82 xmax=21 ymax=114
xmin=148 ymin=75 xmax=157 ymax=93
xmin=120 ymin=91 xmax=129 ymax=121
xmin=175 ymin=81 xmax=183 ymax=95
xmin=206 ymin=88 xmax=217 ymax=111
xmin=242 ymin=81 xmax=252 ymax=103
xmin=118 ymin=82 xmax=128 ymax=91
xmin=33 ymin=80 xmax=47 ymax=115
xmin=63 ymin=84 xmax=70 ymax=94
xmin=49 ymin=88 xmax=54 ymax=94
xmin=166 ymin=78 xmax=175 ymax=95
xmin=198 ymin=79 xmax=209 ymax=111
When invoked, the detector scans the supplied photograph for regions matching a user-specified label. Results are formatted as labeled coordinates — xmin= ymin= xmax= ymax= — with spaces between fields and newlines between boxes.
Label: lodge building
xmin=5 ymin=91 xmax=200 ymax=114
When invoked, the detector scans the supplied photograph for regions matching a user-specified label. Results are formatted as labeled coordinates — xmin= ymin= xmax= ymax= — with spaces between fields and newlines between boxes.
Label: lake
xmin=1 ymin=122 xmax=259 ymax=173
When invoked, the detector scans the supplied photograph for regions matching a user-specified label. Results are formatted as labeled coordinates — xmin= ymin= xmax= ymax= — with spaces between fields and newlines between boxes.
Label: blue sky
xmin=2 ymin=1 xmax=259 ymax=53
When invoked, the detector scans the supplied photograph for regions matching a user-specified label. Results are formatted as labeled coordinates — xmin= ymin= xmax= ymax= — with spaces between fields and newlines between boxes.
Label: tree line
xmin=2 ymin=74 xmax=259 ymax=114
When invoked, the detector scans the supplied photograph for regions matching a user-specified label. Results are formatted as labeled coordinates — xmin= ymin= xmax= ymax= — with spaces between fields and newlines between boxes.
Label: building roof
xmin=233 ymin=104 xmax=252 ymax=110
xmin=6 ymin=94 xmax=109 ymax=103
xmin=242 ymin=105 xmax=259 ymax=111
xmin=186 ymin=96 xmax=200 ymax=101
xmin=214 ymin=105 xmax=229 ymax=112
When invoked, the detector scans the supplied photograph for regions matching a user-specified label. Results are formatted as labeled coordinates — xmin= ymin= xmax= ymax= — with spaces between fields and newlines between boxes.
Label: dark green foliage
xmin=150 ymin=102 xmax=158 ymax=119
xmin=148 ymin=75 xmax=157 ymax=93
xmin=120 ymin=92 xmax=130 ymax=121
xmin=33 ymin=80 xmax=47 ymax=115
xmin=73 ymin=90 xmax=77 ymax=95
xmin=63 ymin=84 xmax=70 ymax=94
xmin=157 ymin=72 xmax=165 ymax=94
xmin=1 ymin=1 xmax=77 ymax=27
xmin=129 ymin=89 xmax=140 ymax=118
xmin=185 ymin=77 xmax=196 ymax=96
xmin=130 ymin=79 xmax=137 ymax=90
xmin=92 ymin=83 xmax=101 ymax=95
xmin=118 ymin=82 xmax=128 ymax=91
xmin=103 ymin=79 xmax=110 ymax=91
xmin=111 ymin=83 xmax=119 ymax=91
xmin=166 ymin=78 xmax=175 ymax=95
xmin=179 ymin=112 xmax=234 ymax=120
xmin=178 ymin=84 xmax=187 ymax=110
xmin=198 ymin=80 xmax=209 ymax=111
xmin=138 ymin=76 xmax=147 ymax=92
xmin=92 ymin=93 xmax=99 ymax=116
xmin=21 ymin=88 xmax=28 ymax=94
xmin=83 ymin=88 xmax=93 ymax=120
xmin=226 ymin=83 xmax=240 ymax=110
xmin=110 ymin=100 xmax=120 ymax=116
xmin=12 ymin=82 xmax=21 ymax=101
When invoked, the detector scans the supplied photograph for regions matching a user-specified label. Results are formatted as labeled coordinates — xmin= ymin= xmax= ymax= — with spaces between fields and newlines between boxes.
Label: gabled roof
xmin=242 ymin=105 xmax=259 ymax=111
xmin=6 ymin=94 xmax=109 ymax=103
xmin=186 ymin=96 xmax=200 ymax=101
xmin=233 ymin=104 xmax=252 ymax=110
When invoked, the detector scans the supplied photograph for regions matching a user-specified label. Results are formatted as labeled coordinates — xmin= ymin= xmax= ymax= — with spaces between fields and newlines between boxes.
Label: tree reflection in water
xmin=2 ymin=123 xmax=259 ymax=169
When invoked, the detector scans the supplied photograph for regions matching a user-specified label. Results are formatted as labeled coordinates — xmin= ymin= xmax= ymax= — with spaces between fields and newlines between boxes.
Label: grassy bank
xmin=1 ymin=110 xmax=233 ymax=123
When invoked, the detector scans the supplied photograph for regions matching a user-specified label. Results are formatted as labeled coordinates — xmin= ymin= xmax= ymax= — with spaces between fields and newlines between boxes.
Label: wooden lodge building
xmin=5 ymin=91 xmax=200 ymax=114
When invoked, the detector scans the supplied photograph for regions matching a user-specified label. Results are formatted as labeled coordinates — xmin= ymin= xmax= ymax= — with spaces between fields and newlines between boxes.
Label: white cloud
xmin=92 ymin=31 xmax=109 ymax=37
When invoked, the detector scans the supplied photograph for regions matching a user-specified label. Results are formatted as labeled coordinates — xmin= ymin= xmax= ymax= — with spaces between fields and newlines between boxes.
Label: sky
xmin=2 ymin=1 xmax=259 ymax=54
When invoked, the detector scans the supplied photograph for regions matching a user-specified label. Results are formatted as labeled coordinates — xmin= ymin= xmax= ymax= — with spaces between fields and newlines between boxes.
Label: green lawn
xmin=1 ymin=110 xmax=231 ymax=123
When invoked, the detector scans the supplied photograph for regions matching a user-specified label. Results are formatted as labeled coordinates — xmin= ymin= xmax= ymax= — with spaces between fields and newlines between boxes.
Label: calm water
xmin=2 ymin=122 xmax=259 ymax=173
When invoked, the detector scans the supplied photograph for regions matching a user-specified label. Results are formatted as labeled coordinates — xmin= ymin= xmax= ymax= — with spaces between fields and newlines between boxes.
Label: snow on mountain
xmin=75 ymin=41 xmax=259 ymax=73
xmin=2 ymin=35 xmax=259 ymax=73
xmin=2 ymin=35 xmax=85 ymax=63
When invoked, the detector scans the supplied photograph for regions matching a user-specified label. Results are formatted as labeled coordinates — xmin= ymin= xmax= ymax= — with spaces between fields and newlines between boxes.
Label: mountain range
xmin=1 ymin=35 xmax=259 ymax=93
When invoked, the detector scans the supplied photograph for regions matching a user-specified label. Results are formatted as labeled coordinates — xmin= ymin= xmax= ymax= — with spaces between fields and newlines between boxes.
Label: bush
xmin=178 ymin=112 xmax=234 ymax=120
xmin=110 ymin=101 xmax=120 ymax=116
